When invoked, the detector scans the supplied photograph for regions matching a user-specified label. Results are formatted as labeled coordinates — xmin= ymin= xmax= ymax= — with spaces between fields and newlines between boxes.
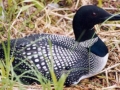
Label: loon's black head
xmin=73 ymin=5 xmax=120 ymax=41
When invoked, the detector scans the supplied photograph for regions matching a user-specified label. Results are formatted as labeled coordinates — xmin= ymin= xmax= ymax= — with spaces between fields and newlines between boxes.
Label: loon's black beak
xmin=101 ymin=14 xmax=120 ymax=21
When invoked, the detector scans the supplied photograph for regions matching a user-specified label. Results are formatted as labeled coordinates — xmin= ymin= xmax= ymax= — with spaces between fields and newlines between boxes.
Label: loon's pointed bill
xmin=0 ymin=5 xmax=120 ymax=86
xmin=101 ymin=14 xmax=120 ymax=21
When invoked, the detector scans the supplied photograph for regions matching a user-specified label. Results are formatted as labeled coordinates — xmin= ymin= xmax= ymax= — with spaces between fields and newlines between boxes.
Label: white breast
xmin=72 ymin=53 xmax=109 ymax=85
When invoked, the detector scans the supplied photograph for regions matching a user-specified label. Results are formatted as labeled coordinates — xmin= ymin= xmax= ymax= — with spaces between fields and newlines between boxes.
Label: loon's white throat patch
xmin=79 ymin=37 xmax=98 ymax=48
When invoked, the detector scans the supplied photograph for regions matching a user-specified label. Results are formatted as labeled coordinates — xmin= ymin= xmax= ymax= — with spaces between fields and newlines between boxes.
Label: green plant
xmin=0 ymin=30 xmax=17 ymax=89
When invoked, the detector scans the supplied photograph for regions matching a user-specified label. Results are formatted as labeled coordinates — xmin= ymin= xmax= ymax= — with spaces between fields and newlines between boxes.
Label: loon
xmin=0 ymin=5 xmax=120 ymax=86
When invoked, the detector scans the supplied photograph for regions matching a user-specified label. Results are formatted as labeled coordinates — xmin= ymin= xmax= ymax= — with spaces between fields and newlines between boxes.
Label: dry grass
xmin=0 ymin=0 xmax=120 ymax=90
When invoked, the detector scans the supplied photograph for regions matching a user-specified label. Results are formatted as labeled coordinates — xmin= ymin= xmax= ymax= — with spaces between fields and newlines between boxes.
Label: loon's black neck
xmin=73 ymin=27 xmax=97 ymax=42
xmin=73 ymin=20 xmax=108 ymax=57
xmin=90 ymin=37 xmax=108 ymax=57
